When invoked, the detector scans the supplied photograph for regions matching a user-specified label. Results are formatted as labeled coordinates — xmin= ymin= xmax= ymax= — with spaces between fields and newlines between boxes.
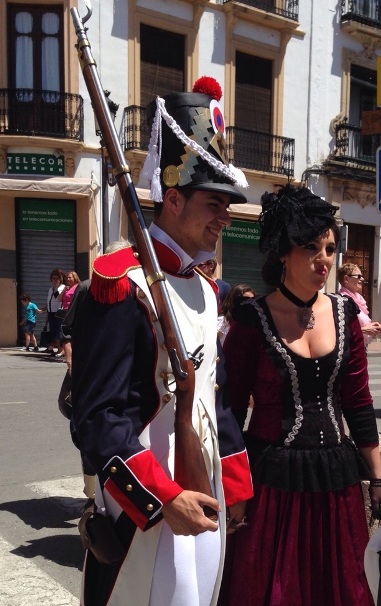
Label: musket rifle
xmin=71 ymin=2 xmax=217 ymax=520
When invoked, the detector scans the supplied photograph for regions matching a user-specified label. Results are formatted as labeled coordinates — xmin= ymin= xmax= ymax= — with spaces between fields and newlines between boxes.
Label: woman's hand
xmin=226 ymin=501 xmax=248 ymax=534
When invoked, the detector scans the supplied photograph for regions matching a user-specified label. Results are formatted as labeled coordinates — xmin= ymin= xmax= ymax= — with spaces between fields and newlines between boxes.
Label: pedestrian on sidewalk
xmin=337 ymin=263 xmax=381 ymax=346
xmin=56 ymin=270 xmax=81 ymax=362
xmin=41 ymin=268 xmax=66 ymax=355
xmin=19 ymin=293 xmax=43 ymax=351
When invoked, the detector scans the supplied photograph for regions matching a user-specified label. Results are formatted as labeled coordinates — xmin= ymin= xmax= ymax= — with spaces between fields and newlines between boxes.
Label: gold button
xmin=216 ymin=356 xmax=220 ymax=363
xmin=151 ymin=312 xmax=158 ymax=322
xmin=163 ymin=165 xmax=180 ymax=187
xmin=126 ymin=484 xmax=133 ymax=492
xmin=110 ymin=466 xmax=117 ymax=473
xmin=146 ymin=504 xmax=154 ymax=512
xmin=162 ymin=393 xmax=171 ymax=403
xmin=214 ymin=384 xmax=219 ymax=392
xmin=137 ymin=289 xmax=146 ymax=299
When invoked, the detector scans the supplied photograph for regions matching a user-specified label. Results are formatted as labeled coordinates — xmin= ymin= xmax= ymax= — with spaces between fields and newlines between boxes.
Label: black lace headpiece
xmin=258 ymin=185 xmax=338 ymax=255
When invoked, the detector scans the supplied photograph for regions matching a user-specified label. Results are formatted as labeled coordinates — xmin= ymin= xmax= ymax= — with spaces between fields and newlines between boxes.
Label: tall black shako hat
xmin=258 ymin=185 xmax=338 ymax=256
xmin=141 ymin=76 xmax=248 ymax=204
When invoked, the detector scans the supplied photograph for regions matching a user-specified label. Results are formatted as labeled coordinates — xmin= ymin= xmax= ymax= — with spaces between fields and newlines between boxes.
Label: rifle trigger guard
xmin=146 ymin=272 xmax=166 ymax=287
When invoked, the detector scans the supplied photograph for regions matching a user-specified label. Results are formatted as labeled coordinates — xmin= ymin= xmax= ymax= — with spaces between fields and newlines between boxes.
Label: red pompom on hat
xmin=192 ymin=76 xmax=222 ymax=101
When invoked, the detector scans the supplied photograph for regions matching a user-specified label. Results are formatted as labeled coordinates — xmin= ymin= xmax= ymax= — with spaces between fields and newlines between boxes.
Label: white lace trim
xmin=253 ymin=296 xmax=344 ymax=447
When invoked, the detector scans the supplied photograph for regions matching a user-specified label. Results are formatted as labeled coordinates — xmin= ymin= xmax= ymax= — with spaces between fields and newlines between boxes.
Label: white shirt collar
xmin=149 ymin=223 xmax=215 ymax=274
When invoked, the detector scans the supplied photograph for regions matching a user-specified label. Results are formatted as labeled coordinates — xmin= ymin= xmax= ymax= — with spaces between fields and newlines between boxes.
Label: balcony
xmin=341 ymin=0 xmax=381 ymax=37
xmin=121 ymin=105 xmax=295 ymax=177
xmin=0 ymin=89 xmax=84 ymax=141
xmin=122 ymin=105 xmax=150 ymax=151
xmin=330 ymin=118 xmax=379 ymax=172
xmin=222 ymin=0 xmax=299 ymax=21
xmin=226 ymin=127 xmax=294 ymax=176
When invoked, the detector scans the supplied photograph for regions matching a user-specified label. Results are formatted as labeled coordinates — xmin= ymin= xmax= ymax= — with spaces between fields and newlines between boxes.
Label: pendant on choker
xmin=297 ymin=307 xmax=315 ymax=330
xmin=279 ymin=283 xmax=318 ymax=331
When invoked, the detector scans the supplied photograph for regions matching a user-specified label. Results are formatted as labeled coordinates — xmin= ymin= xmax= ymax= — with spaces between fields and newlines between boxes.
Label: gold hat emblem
xmin=163 ymin=165 xmax=181 ymax=187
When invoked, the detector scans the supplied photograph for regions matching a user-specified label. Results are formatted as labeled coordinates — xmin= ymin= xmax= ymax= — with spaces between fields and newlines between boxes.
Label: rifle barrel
xmin=71 ymin=7 xmax=216 ymax=515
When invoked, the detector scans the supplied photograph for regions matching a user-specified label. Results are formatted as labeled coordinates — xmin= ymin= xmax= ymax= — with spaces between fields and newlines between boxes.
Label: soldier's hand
xmin=162 ymin=490 xmax=220 ymax=536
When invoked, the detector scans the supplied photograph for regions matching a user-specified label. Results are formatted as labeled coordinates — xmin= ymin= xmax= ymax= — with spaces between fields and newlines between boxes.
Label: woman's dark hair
xmin=220 ymin=283 xmax=255 ymax=323
xmin=259 ymin=185 xmax=340 ymax=287
xmin=50 ymin=268 xmax=65 ymax=283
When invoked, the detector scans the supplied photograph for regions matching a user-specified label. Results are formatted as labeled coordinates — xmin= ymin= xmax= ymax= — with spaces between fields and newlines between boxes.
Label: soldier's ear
xmin=163 ymin=187 xmax=186 ymax=217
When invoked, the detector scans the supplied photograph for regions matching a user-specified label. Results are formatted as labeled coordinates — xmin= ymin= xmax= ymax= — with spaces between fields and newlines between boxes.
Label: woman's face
xmin=284 ymin=229 xmax=337 ymax=293
xmin=66 ymin=273 xmax=75 ymax=286
xmin=51 ymin=275 xmax=61 ymax=286
xmin=344 ymin=266 xmax=364 ymax=295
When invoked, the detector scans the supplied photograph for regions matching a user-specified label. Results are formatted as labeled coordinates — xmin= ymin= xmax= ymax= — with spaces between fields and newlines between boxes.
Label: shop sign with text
xmin=222 ymin=220 xmax=261 ymax=245
xmin=7 ymin=153 xmax=64 ymax=176
xmin=17 ymin=199 xmax=75 ymax=232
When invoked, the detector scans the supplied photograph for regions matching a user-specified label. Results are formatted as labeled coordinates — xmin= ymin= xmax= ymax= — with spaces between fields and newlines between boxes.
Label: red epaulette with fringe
xmin=90 ymin=247 xmax=141 ymax=304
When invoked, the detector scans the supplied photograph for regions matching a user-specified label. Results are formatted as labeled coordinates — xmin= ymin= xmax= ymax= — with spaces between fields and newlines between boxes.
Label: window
xmin=140 ymin=24 xmax=185 ymax=108
xmin=7 ymin=4 xmax=64 ymax=135
xmin=8 ymin=4 xmax=63 ymax=95
xmin=349 ymin=65 xmax=379 ymax=161
xmin=350 ymin=65 xmax=377 ymax=122
xmin=235 ymin=51 xmax=272 ymax=132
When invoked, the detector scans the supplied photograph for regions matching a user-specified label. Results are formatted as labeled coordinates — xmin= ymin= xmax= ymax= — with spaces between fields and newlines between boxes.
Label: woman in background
xmin=337 ymin=263 xmax=381 ymax=346
xmin=217 ymin=283 xmax=255 ymax=346
xmin=57 ymin=271 xmax=81 ymax=362
xmin=42 ymin=268 xmax=65 ymax=355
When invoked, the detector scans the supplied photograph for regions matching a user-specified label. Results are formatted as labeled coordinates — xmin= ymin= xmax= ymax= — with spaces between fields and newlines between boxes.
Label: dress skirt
xmin=219 ymin=482 xmax=374 ymax=606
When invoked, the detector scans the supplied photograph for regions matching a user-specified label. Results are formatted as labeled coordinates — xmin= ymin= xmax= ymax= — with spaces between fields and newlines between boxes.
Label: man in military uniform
xmin=72 ymin=77 xmax=253 ymax=606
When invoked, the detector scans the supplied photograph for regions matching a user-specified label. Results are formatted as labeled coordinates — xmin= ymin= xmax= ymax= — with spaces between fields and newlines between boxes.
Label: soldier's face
xmin=175 ymin=190 xmax=231 ymax=256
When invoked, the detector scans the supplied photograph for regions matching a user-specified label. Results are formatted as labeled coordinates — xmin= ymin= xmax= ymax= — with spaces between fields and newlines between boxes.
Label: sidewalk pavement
xmin=367 ymin=340 xmax=381 ymax=356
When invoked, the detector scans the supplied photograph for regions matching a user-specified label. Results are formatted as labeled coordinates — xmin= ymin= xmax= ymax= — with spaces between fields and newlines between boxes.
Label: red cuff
xmin=221 ymin=450 xmax=253 ymax=506
xmin=128 ymin=450 xmax=183 ymax=504
xmin=104 ymin=450 xmax=183 ymax=530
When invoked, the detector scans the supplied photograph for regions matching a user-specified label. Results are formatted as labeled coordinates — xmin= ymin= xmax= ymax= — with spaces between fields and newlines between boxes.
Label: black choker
xmin=279 ymin=283 xmax=318 ymax=330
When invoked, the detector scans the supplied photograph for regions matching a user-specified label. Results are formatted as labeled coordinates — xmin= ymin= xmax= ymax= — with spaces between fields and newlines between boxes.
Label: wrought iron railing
xmin=222 ymin=0 xmax=299 ymax=21
xmin=0 ymin=89 xmax=84 ymax=140
xmin=341 ymin=0 xmax=381 ymax=28
xmin=333 ymin=118 xmax=380 ymax=167
xmin=122 ymin=105 xmax=150 ymax=151
xmin=121 ymin=105 xmax=295 ymax=176
xmin=226 ymin=127 xmax=295 ymax=176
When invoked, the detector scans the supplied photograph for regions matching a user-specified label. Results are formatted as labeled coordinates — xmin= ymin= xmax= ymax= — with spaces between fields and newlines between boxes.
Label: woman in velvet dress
xmin=219 ymin=186 xmax=381 ymax=606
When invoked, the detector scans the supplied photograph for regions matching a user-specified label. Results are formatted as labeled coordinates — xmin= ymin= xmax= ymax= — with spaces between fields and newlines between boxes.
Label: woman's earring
xmin=281 ymin=260 xmax=286 ymax=283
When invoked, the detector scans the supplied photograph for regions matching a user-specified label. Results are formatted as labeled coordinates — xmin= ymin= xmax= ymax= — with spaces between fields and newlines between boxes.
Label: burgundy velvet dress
xmin=219 ymin=294 xmax=377 ymax=606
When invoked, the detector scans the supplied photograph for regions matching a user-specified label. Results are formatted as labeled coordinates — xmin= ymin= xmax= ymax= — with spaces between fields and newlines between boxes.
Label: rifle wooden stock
xmin=71 ymin=8 xmax=217 ymax=520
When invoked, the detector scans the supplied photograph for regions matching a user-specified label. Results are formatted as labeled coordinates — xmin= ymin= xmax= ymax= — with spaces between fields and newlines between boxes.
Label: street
xmin=0 ymin=349 xmax=83 ymax=605
xmin=0 ymin=343 xmax=380 ymax=605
